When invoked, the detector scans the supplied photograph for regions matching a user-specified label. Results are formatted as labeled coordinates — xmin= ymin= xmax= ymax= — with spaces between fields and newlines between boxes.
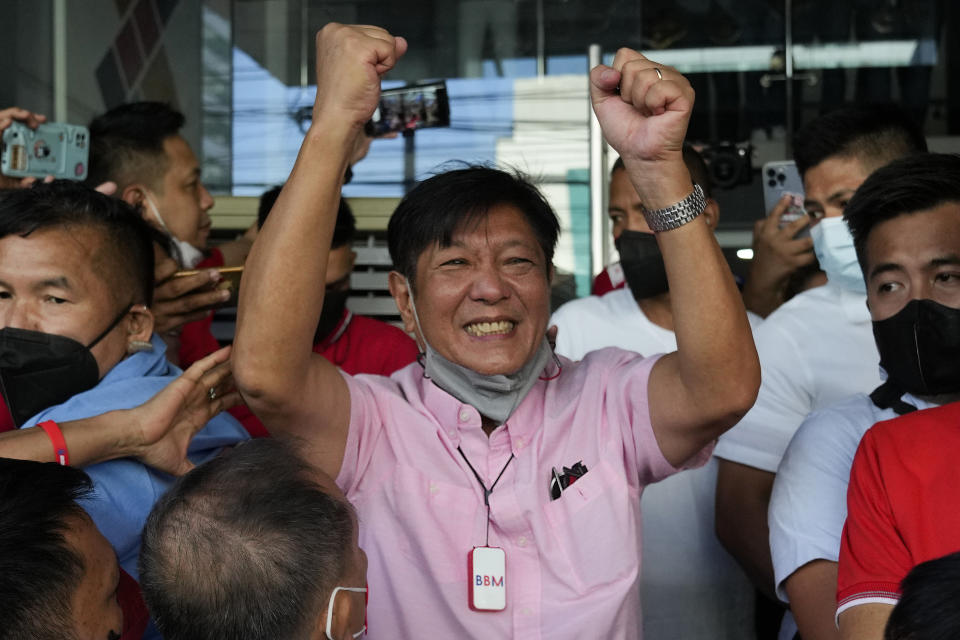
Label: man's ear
xmin=348 ymin=250 xmax=357 ymax=271
xmin=387 ymin=271 xmax=421 ymax=346
xmin=120 ymin=184 xmax=147 ymax=209
xmin=703 ymin=198 xmax=721 ymax=231
xmin=126 ymin=305 xmax=155 ymax=343
xmin=312 ymin=589 xmax=360 ymax=640
xmin=548 ymin=262 xmax=555 ymax=284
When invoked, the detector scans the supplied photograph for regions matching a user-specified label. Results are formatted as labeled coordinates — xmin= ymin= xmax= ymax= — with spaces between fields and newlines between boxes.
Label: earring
xmin=127 ymin=340 xmax=154 ymax=354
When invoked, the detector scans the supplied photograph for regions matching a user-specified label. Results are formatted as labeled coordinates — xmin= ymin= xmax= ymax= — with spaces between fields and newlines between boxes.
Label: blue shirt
xmin=21 ymin=334 xmax=249 ymax=578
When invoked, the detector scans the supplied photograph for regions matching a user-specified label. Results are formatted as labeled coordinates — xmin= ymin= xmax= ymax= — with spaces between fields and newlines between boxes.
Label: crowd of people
xmin=1 ymin=21 xmax=959 ymax=640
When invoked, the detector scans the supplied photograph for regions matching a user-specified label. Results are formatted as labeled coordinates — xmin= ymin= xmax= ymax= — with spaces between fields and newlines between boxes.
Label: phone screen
xmin=366 ymin=81 xmax=450 ymax=136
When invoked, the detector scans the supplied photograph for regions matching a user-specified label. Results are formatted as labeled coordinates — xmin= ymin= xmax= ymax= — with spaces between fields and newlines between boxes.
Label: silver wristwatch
xmin=642 ymin=184 xmax=707 ymax=232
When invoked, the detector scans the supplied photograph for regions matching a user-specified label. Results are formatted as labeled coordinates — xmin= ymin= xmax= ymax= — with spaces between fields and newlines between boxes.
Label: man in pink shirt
xmin=234 ymin=24 xmax=760 ymax=639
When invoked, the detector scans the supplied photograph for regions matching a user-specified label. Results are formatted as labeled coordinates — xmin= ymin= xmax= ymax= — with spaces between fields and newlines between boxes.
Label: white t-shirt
xmin=714 ymin=282 xmax=882 ymax=472
xmin=551 ymin=288 xmax=755 ymax=640
xmin=768 ymin=391 xmax=935 ymax=602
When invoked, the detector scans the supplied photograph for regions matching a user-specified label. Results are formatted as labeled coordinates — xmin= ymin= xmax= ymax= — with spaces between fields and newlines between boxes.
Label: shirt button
xmin=517 ymin=536 xmax=527 ymax=547
xmin=429 ymin=482 xmax=438 ymax=495
xmin=448 ymin=430 xmax=457 ymax=439
xmin=520 ymin=607 xmax=533 ymax=616
xmin=516 ymin=437 xmax=525 ymax=449
xmin=459 ymin=408 xmax=471 ymax=422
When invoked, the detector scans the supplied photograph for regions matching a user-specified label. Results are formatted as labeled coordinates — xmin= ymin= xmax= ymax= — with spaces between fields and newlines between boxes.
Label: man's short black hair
xmin=844 ymin=153 xmax=960 ymax=273
xmin=792 ymin=104 xmax=927 ymax=178
xmin=611 ymin=144 xmax=713 ymax=198
xmin=139 ymin=438 xmax=355 ymax=640
xmin=388 ymin=166 xmax=560 ymax=289
xmin=257 ymin=184 xmax=356 ymax=249
xmin=885 ymin=551 xmax=960 ymax=640
xmin=0 ymin=458 xmax=94 ymax=639
xmin=87 ymin=101 xmax=185 ymax=191
xmin=0 ymin=181 xmax=156 ymax=306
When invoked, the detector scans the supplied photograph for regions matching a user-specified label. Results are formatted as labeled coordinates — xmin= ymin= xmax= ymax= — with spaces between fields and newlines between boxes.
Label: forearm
xmin=663 ymin=217 xmax=758 ymax=429
xmin=786 ymin=561 xmax=842 ymax=640
xmin=716 ymin=460 xmax=778 ymax=599
xmin=233 ymin=124 xmax=354 ymax=405
xmin=628 ymin=160 xmax=759 ymax=437
xmin=0 ymin=411 xmax=137 ymax=467
xmin=839 ymin=604 xmax=892 ymax=640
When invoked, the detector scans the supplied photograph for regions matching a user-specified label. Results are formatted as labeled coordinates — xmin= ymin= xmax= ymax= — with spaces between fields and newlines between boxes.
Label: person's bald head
xmin=140 ymin=438 xmax=364 ymax=640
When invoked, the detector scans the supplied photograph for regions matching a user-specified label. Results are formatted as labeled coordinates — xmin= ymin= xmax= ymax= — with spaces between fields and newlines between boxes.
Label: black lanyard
xmin=457 ymin=446 xmax=514 ymax=546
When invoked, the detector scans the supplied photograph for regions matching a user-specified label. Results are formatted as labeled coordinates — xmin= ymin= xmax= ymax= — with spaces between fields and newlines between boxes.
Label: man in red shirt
xmin=833 ymin=153 xmax=960 ymax=639
xmin=258 ymin=185 xmax=418 ymax=376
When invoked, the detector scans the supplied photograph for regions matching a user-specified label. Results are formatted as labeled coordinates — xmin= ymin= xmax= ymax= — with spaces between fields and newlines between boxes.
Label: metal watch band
xmin=642 ymin=184 xmax=707 ymax=232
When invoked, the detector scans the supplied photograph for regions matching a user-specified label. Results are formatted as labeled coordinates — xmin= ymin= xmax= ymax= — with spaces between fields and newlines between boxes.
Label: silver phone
xmin=762 ymin=160 xmax=808 ymax=237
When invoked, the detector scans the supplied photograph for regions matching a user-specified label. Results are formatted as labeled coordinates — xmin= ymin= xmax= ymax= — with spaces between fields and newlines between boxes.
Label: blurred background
xmin=3 ymin=0 xmax=956 ymax=295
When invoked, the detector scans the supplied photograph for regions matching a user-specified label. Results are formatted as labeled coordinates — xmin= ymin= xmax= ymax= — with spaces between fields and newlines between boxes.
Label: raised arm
xmin=232 ymin=24 xmax=407 ymax=478
xmin=589 ymin=49 xmax=760 ymax=466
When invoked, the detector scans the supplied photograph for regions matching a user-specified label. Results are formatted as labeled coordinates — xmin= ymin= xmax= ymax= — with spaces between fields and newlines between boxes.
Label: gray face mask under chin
xmin=405 ymin=278 xmax=555 ymax=425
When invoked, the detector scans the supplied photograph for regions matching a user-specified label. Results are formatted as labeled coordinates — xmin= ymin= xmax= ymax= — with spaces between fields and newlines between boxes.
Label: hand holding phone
xmin=0 ymin=107 xmax=48 ymax=188
xmin=1 ymin=120 xmax=89 ymax=181
xmin=365 ymin=81 xmax=450 ymax=136
xmin=172 ymin=266 xmax=243 ymax=309
xmin=152 ymin=255 xmax=236 ymax=336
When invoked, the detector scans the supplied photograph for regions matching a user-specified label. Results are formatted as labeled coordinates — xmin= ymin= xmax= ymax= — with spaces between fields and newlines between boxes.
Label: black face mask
xmin=314 ymin=288 xmax=350 ymax=345
xmin=615 ymin=229 xmax=669 ymax=300
xmin=872 ymin=299 xmax=960 ymax=397
xmin=0 ymin=306 xmax=131 ymax=427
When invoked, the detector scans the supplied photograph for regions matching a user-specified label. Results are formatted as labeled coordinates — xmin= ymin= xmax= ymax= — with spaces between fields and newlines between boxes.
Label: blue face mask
xmin=810 ymin=216 xmax=866 ymax=294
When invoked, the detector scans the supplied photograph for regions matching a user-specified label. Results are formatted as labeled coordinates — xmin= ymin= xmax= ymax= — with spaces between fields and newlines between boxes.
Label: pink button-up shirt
xmin=338 ymin=347 xmax=710 ymax=639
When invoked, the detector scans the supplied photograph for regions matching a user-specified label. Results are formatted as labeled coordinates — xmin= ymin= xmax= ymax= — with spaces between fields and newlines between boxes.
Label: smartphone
xmin=1 ymin=121 xmax=90 ymax=181
xmin=365 ymin=81 xmax=450 ymax=136
xmin=172 ymin=266 xmax=243 ymax=308
xmin=762 ymin=160 xmax=808 ymax=238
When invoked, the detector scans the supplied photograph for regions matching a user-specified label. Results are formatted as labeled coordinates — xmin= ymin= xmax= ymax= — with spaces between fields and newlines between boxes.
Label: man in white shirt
xmin=771 ymin=152 xmax=960 ymax=640
xmin=551 ymin=146 xmax=755 ymax=640
xmin=713 ymin=105 xmax=928 ymax=612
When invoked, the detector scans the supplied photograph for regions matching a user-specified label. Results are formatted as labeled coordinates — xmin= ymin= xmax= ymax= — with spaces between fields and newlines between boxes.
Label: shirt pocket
xmin=387 ymin=463 xmax=481 ymax=584
xmin=542 ymin=459 xmax=640 ymax=593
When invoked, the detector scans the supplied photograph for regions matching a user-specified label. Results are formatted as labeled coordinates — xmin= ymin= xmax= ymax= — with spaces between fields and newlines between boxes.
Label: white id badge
xmin=468 ymin=546 xmax=506 ymax=611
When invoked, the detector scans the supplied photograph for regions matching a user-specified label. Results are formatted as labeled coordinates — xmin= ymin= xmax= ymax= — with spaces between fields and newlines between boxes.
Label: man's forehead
xmin=0 ymin=227 xmax=114 ymax=294
xmin=866 ymin=204 xmax=960 ymax=270
xmin=803 ymin=154 xmax=868 ymax=196
xmin=162 ymin=135 xmax=200 ymax=176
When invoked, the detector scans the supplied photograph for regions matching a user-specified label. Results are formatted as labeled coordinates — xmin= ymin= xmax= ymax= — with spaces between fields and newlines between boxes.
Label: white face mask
xmin=325 ymin=586 xmax=367 ymax=640
xmin=810 ymin=216 xmax=866 ymax=294
xmin=143 ymin=192 xmax=205 ymax=269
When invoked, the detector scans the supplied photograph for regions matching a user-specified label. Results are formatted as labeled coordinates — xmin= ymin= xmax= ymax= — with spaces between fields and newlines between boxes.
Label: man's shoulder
xmin=794 ymin=393 xmax=883 ymax=443
xmin=780 ymin=394 xmax=879 ymax=482
xmin=869 ymin=401 xmax=960 ymax=446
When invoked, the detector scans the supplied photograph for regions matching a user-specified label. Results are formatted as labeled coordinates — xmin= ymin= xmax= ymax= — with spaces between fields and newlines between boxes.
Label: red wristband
xmin=38 ymin=420 xmax=69 ymax=466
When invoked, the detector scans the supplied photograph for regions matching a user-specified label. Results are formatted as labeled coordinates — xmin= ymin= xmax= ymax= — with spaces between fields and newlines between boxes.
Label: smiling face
xmin=863 ymin=202 xmax=960 ymax=321
xmin=148 ymin=135 xmax=214 ymax=249
xmin=66 ymin=515 xmax=124 ymax=640
xmin=0 ymin=226 xmax=153 ymax=378
xmin=391 ymin=204 xmax=552 ymax=376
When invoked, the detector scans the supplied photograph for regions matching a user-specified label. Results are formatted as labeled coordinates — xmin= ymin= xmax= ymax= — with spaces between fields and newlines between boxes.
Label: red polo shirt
xmin=837 ymin=402 xmax=960 ymax=617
